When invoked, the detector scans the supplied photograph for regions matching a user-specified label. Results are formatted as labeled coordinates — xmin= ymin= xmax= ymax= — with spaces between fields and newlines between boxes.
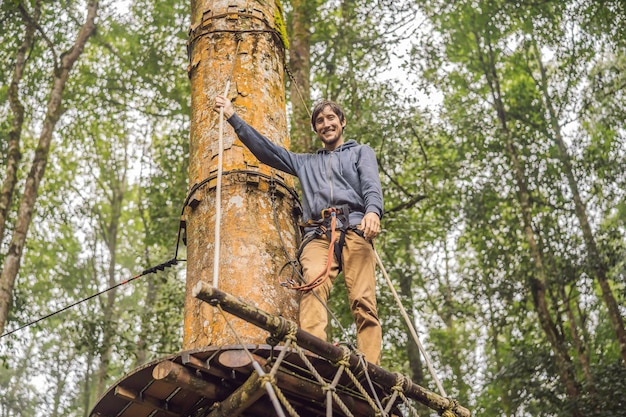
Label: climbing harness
xmin=280 ymin=204 xmax=353 ymax=292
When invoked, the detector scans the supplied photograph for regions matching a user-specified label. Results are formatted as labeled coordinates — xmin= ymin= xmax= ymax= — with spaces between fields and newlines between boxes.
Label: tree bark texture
xmin=0 ymin=0 xmax=99 ymax=336
xmin=184 ymin=0 xmax=299 ymax=349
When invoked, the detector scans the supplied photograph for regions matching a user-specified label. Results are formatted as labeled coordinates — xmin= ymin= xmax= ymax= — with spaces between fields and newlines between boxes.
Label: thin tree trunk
xmin=0 ymin=3 xmax=40 ymax=248
xmin=82 ymin=349 xmax=94 ymax=417
xmin=533 ymin=41 xmax=626 ymax=365
xmin=0 ymin=0 xmax=99 ymax=336
xmin=134 ymin=177 xmax=160 ymax=366
xmin=441 ymin=244 xmax=471 ymax=404
xmin=475 ymin=31 xmax=583 ymax=416
xmin=396 ymin=262 xmax=424 ymax=384
xmin=485 ymin=291 xmax=515 ymax=417
xmin=95 ymin=145 xmax=128 ymax=397
xmin=559 ymin=283 xmax=596 ymax=394
xmin=288 ymin=0 xmax=313 ymax=153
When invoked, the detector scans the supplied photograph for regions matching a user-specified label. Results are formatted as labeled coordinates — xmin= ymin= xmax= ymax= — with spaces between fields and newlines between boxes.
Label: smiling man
xmin=213 ymin=96 xmax=384 ymax=364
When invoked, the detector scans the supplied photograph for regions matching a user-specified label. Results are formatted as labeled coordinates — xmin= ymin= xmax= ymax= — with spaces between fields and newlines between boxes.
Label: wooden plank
xmin=114 ymin=385 xmax=181 ymax=417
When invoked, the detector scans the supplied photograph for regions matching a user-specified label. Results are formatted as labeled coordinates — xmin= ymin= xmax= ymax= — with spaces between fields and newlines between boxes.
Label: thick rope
xmin=387 ymin=373 xmax=421 ymax=417
xmin=373 ymin=247 xmax=448 ymax=398
xmin=342 ymin=358 xmax=385 ymax=414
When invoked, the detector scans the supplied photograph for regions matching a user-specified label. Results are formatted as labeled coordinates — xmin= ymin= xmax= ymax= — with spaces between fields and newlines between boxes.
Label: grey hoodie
xmin=227 ymin=114 xmax=384 ymax=228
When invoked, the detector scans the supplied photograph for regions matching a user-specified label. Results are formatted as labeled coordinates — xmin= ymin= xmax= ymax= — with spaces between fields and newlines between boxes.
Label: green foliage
xmin=406 ymin=0 xmax=626 ymax=415
xmin=1 ymin=0 xmax=189 ymax=415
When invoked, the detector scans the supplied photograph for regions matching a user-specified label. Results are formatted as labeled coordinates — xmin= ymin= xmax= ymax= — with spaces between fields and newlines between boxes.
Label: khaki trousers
xmin=298 ymin=230 xmax=382 ymax=364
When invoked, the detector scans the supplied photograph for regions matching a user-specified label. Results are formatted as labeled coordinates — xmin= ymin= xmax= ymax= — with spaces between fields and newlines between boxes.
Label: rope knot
xmin=322 ymin=384 xmax=336 ymax=393
xmin=259 ymin=373 xmax=275 ymax=386
xmin=335 ymin=344 xmax=352 ymax=367
xmin=268 ymin=317 xmax=298 ymax=345
xmin=440 ymin=398 xmax=459 ymax=417
xmin=392 ymin=372 xmax=406 ymax=393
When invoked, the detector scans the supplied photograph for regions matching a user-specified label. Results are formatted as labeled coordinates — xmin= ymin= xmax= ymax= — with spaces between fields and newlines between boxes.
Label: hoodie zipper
xmin=327 ymin=151 xmax=334 ymax=206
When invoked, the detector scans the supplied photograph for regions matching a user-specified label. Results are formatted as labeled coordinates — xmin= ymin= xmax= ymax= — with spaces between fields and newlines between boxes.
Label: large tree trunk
xmin=0 ymin=0 xmax=99 ymax=336
xmin=184 ymin=0 xmax=299 ymax=349
xmin=476 ymin=32 xmax=583 ymax=416
xmin=287 ymin=0 xmax=313 ymax=153
xmin=532 ymin=41 xmax=626 ymax=365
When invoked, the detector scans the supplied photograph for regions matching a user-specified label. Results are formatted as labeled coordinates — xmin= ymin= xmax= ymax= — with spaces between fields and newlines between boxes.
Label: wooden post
xmin=185 ymin=0 xmax=299 ymax=349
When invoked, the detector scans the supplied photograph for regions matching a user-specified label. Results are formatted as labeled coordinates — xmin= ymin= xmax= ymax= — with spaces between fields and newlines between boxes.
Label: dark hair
xmin=310 ymin=100 xmax=346 ymax=132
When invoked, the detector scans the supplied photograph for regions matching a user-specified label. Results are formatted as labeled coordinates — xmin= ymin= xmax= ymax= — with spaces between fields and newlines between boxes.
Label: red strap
xmin=284 ymin=209 xmax=338 ymax=292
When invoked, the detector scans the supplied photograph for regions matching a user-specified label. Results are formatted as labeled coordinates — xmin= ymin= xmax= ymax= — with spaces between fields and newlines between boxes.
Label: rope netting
xmin=212 ymin=298 xmax=462 ymax=417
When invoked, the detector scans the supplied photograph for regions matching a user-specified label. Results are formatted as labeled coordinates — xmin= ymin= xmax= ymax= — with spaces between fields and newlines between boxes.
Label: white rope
xmin=213 ymin=39 xmax=242 ymax=288
xmin=373 ymin=247 xmax=448 ymax=397
xmin=213 ymin=80 xmax=230 ymax=288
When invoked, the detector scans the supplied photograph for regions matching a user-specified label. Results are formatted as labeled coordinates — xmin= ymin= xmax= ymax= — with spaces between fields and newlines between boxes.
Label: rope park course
xmin=90 ymin=284 xmax=471 ymax=417
xmin=0 ymin=2 xmax=474 ymax=416
xmin=88 ymin=0 xmax=473 ymax=415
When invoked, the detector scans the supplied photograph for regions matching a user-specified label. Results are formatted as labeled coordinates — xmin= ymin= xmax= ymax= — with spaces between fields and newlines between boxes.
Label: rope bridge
xmin=90 ymin=283 xmax=470 ymax=417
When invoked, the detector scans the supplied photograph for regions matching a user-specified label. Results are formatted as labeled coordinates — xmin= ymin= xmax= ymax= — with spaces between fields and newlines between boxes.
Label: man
xmin=213 ymin=96 xmax=383 ymax=364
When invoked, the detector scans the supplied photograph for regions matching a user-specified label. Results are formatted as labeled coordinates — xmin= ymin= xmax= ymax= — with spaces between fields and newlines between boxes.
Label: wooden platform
xmin=91 ymin=285 xmax=471 ymax=417
xmin=90 ymin=344 xmax=390 ymax=417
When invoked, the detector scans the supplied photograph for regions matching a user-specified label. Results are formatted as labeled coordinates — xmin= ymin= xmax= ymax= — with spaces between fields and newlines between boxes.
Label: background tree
xmin=0 ymin=0 xmax=98 ymax=336
xmin=1 ymin=1 xmax=188 ymax=414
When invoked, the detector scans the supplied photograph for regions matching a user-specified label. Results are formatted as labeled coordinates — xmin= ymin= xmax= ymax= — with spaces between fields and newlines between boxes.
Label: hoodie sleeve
xmin=357 ymin=145 xmax=384 ymax=219
xmin=227 ymin=113 xmax=299 ymax=176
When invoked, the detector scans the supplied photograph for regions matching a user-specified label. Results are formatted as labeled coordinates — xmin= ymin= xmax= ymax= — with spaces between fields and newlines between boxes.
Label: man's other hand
xmin=358 ymin=212 xmax=381 ymax=241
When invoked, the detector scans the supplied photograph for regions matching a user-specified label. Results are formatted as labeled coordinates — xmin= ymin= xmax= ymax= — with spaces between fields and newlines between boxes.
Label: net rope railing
xmin=215 ymin=304 xmax=444 ymax=417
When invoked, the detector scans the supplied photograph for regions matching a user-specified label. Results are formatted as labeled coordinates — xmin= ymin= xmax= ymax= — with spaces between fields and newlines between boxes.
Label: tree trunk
xmin=134 ymin=181 xmax=157 ymax=367
xmin=441 ymin=246 xmax=471 ymax=405
xmin=287 ymin=0 xmax=313 ymax=153
xmin=559 ymin=283 xmax=596 ymax=394
xmin=95 ymin=150 xmax=127 ymax=397
xmin=533 ymin=41 xmax=626 ymax=365
xmin=476 ymin=32 xmax=583 ymax=416
xmin=184 ymin=0 xmax=299 ymax=349
xmin=0 ymin=3 xmax=40 ymax=248
xmin=396 ymin=262 xmax=424 ymax=384
xmin=0 ymin=0 xmax=99 ymax=336
xmin=486 ymin=291 xmax=515 ymax=417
